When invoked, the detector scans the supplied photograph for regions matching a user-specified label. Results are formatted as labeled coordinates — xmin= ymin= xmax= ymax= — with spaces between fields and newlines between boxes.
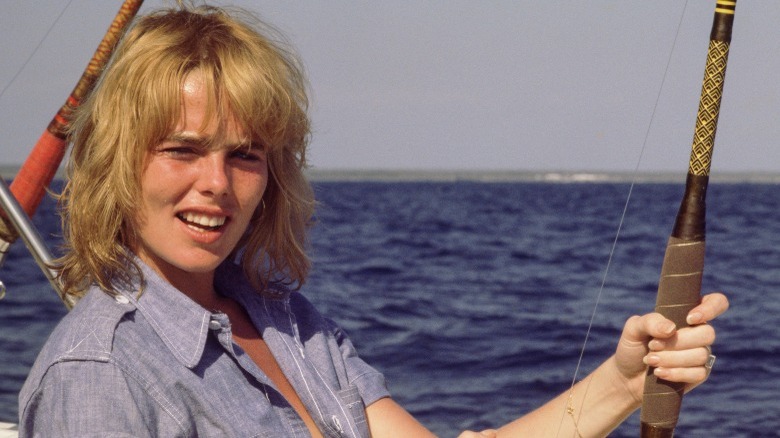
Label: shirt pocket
xmin=337 ymin=384 xmax=369 ymax=436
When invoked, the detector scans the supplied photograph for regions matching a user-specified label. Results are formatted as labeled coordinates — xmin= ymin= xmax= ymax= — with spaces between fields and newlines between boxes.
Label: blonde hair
xmin=59 ymin=5 xmax=314 ymax=298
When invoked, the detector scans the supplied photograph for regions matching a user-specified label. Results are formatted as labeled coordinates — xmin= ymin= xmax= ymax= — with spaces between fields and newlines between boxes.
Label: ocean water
xmin=1 ymin=179 xmax=777 ymax=437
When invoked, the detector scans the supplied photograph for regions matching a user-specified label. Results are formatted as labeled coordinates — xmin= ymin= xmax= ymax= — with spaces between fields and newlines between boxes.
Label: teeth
xmin=181 ymin=212 xmax=226 ymax=228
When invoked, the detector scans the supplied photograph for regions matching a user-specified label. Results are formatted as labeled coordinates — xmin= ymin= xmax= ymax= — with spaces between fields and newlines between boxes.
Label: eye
xmin=161 ymin=146 xmax=198 ymax=157
xmin=230 ymin=144 xmax=266 ymax=162
xmin=156 ymin=140 xmax=203 ymax=160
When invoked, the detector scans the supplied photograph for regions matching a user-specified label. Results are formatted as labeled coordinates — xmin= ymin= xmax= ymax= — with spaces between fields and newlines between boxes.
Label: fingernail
xmin=654 ymin=367 xmax=670 ymax=379
xmin=643 ymin=354 xmax=661 ymax=366
xmin=660 ymin=321 xmax=676 ymax=335
xmin=649 ymin=339 xmax=665 ymax=351
xmin=687 ymin=312 xmax=702 ymax=325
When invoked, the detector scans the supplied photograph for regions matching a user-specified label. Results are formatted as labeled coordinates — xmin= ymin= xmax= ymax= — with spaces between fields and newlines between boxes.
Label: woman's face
xmin=133 ymin=71 xmax=267 ymax=294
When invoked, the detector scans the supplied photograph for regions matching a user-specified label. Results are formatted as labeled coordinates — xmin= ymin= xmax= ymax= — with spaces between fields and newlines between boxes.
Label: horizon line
xmin=2 ymin=165 xmax=779 ymax=184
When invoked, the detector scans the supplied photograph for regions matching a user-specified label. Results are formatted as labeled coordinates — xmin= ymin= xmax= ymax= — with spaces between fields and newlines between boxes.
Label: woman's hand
xmin=613 ymin=292 xmax=730 ymax=402
xmin=458 ymin=429 xmax=497 ymax=438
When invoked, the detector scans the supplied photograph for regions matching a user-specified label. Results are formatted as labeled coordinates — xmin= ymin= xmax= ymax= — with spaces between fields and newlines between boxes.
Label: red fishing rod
xmin=640 ymin=1 xmax=736 ymax=436
xmin=0 ymin=0 xmax=143 ymax=306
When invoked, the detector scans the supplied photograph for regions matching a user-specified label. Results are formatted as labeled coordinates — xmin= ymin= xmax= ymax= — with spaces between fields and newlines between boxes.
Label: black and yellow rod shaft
xmin=640 ymin=1 xmax=736 ymax=437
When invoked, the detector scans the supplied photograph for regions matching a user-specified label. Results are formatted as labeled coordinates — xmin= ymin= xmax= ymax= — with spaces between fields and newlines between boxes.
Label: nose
xmin=196 ymin=152 xmax=231 ymax=197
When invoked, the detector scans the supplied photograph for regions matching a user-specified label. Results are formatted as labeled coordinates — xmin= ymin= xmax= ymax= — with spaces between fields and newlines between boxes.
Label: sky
xmin=0 ymin=1 xmax=778 ymax=174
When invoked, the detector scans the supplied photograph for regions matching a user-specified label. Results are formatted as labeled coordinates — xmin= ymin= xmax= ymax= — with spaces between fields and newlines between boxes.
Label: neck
xmin=166 ymin=269 xmax=220 ymax=309
xmin=135 ymin=251 xmax=221 ymax=309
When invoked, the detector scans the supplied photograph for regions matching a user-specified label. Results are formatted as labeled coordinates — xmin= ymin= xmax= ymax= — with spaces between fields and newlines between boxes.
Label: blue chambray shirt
xmin=19 ymin=261 xmax=390 ymax=437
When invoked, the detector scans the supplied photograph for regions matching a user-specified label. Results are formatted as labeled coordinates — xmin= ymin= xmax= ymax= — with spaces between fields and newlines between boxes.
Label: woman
xmin=20 ymin=5 xmax=728 ymax=437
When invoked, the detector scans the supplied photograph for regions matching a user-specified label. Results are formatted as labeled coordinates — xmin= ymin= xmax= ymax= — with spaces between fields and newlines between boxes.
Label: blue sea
xmin=1 ymin=177 xmax=778 ymax=437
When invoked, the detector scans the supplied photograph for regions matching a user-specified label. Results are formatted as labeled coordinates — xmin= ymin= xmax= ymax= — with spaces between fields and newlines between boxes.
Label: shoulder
xmin=288 ymin=289 xmax=324 ymax=319
xmin=34 ymin=286 xmax=134 ymax=363
xmin=20 ymin=287 xmax=135 ymax=399
xmin=18 ymin=287 xmax=153 ymax=432
xmin=19 ymin=285 xmax=201 ymax=436
xmin=272 ymin=287 xmax=342 ymax=339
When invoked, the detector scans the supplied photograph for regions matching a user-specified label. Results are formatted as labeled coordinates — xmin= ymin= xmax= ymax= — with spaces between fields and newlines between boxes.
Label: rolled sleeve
xmin=329 ymin=322 xmax=391 ymax=407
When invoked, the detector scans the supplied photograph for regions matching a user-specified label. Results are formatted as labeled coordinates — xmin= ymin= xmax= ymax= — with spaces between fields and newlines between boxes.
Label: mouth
xmin=176 ymin=212 xmax=228 ymax=232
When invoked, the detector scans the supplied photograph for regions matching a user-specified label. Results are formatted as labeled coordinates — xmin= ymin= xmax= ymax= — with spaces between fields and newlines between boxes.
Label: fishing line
xmin=0 ymin=1 xmax=75 ymax=103
xmin=556 ymin=1 xmax=690 ymax=436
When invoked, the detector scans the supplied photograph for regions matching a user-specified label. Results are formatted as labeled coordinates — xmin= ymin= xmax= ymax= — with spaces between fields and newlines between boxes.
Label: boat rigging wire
xmin=0 ymin=0 xmax=74 ymax=300
xmin=0 ymin=0 xmax=75 ymax=104
xmin=556 ymin=1 xmax=691 ymax=435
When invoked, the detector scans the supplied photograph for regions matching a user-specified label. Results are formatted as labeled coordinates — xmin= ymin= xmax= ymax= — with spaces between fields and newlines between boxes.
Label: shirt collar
xmin=115 ymin=258 xmax=292 ymax=369
xmin=116 ymin=259 xmax=212 ymax=369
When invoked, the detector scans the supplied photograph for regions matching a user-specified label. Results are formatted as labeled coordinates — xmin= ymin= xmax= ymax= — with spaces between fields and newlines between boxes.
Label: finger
xmin=648 ymin=323 xmax=716 ymax=351
xmin=457 ymin=431 xmax=497 ymax=438
xmin=622 ymin=313 xmax=677 ymax=347
xmin=652 ymin=363 xmax=710 ymax=384
xmin=686 ymin=292 xmax=729 ymax=325
xmin=644 ymin=346 xmax=711 ymax=369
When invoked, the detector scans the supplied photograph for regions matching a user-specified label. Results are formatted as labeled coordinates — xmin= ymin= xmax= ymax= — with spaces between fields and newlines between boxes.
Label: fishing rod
xmin=0 ymin=0 xmax=144 ymax=308
xmin=640 ymin=1 xmax=736 ymax=436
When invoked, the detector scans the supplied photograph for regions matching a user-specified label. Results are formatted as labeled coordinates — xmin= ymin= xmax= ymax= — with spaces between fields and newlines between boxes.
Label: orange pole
xmin=0 ymin=0 xmax=143 ymax=241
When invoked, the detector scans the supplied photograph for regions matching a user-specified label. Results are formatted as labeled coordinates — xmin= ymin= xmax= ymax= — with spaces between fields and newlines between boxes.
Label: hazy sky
xmin=1 ymin=1 xmax=778 ymax=173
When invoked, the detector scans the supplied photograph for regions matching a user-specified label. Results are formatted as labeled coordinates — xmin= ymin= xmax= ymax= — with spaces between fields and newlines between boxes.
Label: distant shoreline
xmin=2 ymin=165 xmax=779 ymax=184
xmin=305 ymin=169 xmax=780 ymax=184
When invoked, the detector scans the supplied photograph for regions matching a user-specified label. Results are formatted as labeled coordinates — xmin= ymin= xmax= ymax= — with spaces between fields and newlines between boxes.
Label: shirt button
xmin=114 ymin=295 xmax=130 ymax=304
xmin=208 ymin=320 xmax=222 ymax=330
xmin=331 ymin=416 xmax=344 ymax=435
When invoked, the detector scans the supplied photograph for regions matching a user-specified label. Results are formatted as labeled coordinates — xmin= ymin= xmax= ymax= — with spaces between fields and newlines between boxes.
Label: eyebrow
xmin=164 ymin=132 xmax=207 ymax=145
xmin=164 ymin=132 xmax=253 ymax=149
